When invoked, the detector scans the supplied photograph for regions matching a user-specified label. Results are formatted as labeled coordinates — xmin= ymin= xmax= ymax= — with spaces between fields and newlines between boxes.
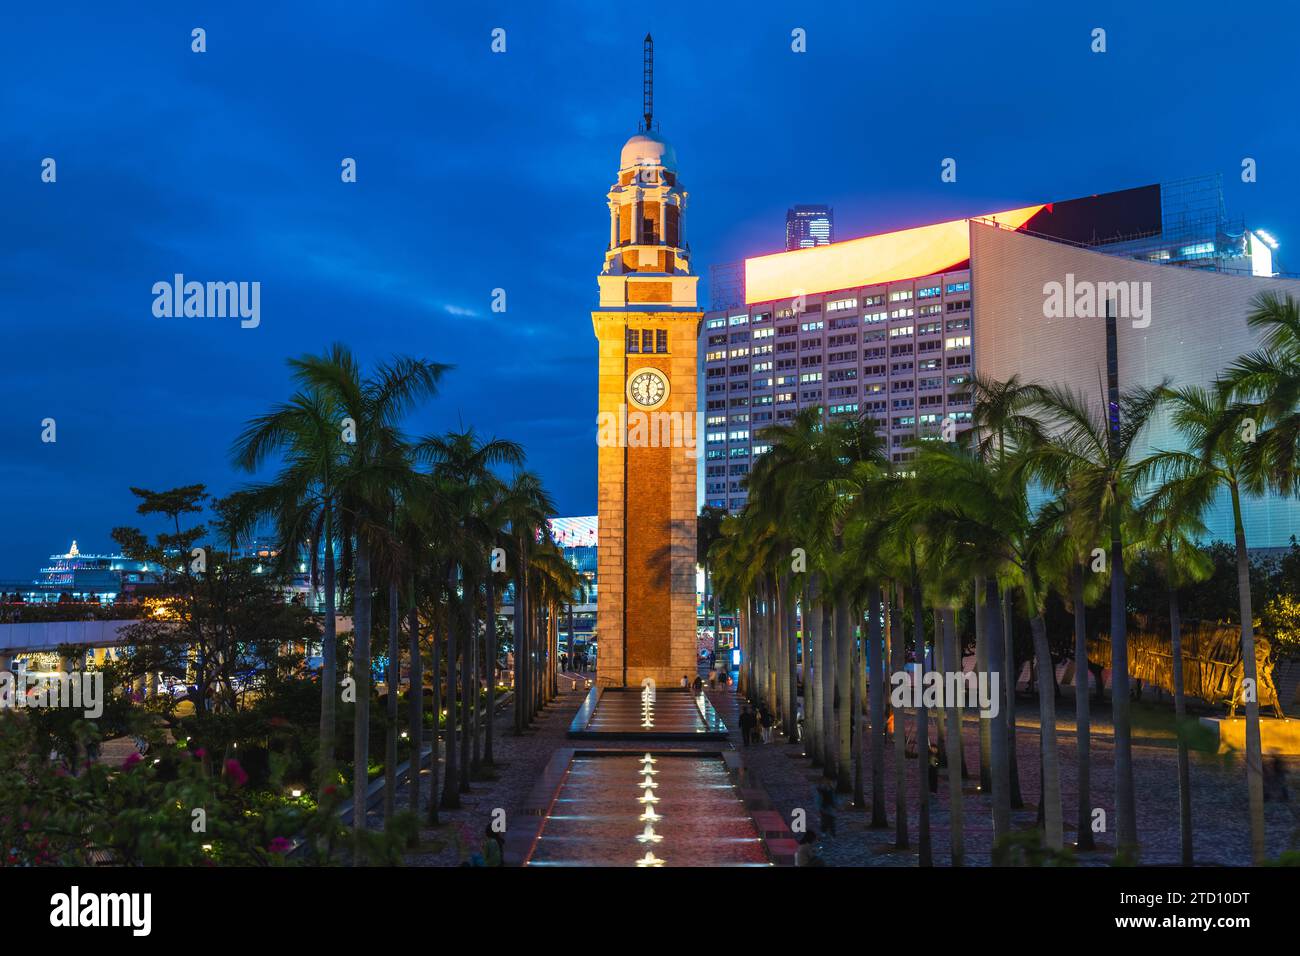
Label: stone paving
xmin=708 ymin=684 xmax=1300 ymax=866
xmin=364 ymin=673 xmax=1300 ymax=866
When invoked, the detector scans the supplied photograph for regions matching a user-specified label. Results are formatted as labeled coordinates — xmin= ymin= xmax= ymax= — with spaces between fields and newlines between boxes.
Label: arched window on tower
xmin=666 ymin=204 xmax=680 ymax=247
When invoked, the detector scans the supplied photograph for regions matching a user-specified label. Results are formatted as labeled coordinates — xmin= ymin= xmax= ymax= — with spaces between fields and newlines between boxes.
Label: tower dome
xmin=620 ymin=132 xmax=677 ymax=172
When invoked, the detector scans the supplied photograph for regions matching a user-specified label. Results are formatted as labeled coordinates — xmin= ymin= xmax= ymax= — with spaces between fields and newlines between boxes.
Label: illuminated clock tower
xmin=593 ymin=35 xmax=700 ymax=689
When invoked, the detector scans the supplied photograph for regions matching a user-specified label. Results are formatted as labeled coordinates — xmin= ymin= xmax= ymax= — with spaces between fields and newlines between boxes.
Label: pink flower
xmin=122 ymin=752 xmax=143 ymax=771
xmin=193 ymin=748 xmax=207 ymax=759
xmin=224 ymin=759 xmax=248 ymax=787
xmin=268 ymin=837 xmax=292 ymax=854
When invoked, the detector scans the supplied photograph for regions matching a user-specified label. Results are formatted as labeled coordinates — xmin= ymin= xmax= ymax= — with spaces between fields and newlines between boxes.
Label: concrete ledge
xmin=1199 ymin=716 xmax=1300 ymax=755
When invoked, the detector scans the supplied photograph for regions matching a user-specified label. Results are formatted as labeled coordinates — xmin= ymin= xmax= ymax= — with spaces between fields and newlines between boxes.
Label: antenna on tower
xmin=642 ymin=33 xmax=654 ymax=132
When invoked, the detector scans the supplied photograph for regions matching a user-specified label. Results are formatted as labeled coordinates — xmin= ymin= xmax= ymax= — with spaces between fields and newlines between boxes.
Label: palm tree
xmin=419 ymin=431 xmax=523 ymax=806
xmin=231 ymin=387 xmax=346 ymax=804
xmin=499 ymin=471 xmax=554 ymax=732
xmin=1029 ymin=446 xmax=1109 ymax=852
xmin=1028 ymin=381 xmax=1165 ymax=861
xmin=1218 ymin=291 xmax=1300 ymax=492
xmin=232 ymin=346 xmax=447 ymax=839
xmin=968 ymin=375 xmax=1047 ymax=815
xmin=1134 ymin=471 xmax=1213 ymax=864
xmin=1133 ymin=384 xmax=1267 ymax=862
xmin=698 ymin=505 xmax=727 ymax=658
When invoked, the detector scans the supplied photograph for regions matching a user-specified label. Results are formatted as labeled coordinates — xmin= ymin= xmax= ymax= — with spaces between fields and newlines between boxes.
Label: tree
xmin=1027 ymin=380 xmax=1165 ymax=861
xmin=418 ymin=430 xmax=523 ymax=804
xmin=698 ymin=505 xmax=727 ymax=658
xmin=235 ymin=345 xmax=446 ymax=846
xmin=1134 ymin=469 xmax=1214 ymax=864
xmin=1134 ymin=384 xmax=1267 ymax=862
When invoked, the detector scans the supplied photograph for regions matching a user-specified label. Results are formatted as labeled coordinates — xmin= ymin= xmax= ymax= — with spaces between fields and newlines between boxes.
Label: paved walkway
xmin=362 ymin=676 xmax=1300 ymax=866
xmin=708 ymin=683 xmax=1300 ymax=866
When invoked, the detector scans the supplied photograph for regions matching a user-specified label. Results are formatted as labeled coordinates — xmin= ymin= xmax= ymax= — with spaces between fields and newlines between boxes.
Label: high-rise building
xmin=701 ymin=180 xmax=1294 ymax=549
xmin=591 ymin=38 xmax=700 ymax=688
xmin=786 ymin=204 xmax=834 ymax=250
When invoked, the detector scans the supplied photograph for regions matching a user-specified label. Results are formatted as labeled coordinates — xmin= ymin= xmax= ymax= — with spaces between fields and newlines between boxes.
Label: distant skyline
xmin=2 ymin=2 xmax=1297 ymax=577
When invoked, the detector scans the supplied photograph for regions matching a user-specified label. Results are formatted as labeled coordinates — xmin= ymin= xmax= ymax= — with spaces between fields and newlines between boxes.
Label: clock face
xmin=627 ymin=367 xmax=670 ymax=410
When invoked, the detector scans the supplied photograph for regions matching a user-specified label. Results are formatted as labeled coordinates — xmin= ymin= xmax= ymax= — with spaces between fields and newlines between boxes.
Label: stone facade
xmin=592 ymin=128 xmax=700 ymax=688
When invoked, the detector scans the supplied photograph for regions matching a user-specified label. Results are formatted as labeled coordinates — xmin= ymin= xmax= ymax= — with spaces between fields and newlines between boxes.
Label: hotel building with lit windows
xmin=701 ymin=175 xmax=1298 ymax=548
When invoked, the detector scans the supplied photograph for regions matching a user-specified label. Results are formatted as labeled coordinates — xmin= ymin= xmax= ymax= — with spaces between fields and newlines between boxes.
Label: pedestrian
xmin=692 ymin=675 xmax=703 ymax=694
xmin=739 ymin=705 xmax=756 ymax=746
xmin=680 ymin=674 xmax=689 ymax=688
xmin=476 ymin=823 xmax=505 ymax=867
xmin=816 ymin=784 xmax=837 ymax=837
xmin=760 ymin=706 xmax=775 ymax=743
xmin=795 ymin=830 xmax=822 ymax=866
xmin=560 ymin=652 xmax=568 ymax=671
xmin=1264 ymin=755 xmax=1290 ymax=802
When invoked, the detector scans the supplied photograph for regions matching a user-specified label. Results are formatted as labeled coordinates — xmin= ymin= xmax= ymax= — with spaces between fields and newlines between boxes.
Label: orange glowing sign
xmin=744 ymin=204 xmax=1046 ymax=303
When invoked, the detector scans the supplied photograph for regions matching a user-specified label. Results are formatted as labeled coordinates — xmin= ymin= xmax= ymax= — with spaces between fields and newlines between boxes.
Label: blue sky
xmin=1 ymin=0 xmax=1296 ymax=577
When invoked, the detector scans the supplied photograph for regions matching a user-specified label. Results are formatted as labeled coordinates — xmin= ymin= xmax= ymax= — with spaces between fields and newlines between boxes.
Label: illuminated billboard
xmin=744 ymin=205 xmax=1045 ymax=303
xmin=743 ymin=184 xmax=1164 ymax=303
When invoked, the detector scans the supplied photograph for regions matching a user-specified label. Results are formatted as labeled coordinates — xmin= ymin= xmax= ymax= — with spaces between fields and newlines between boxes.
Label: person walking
xmin=816 ymin=784 xmax=837 ymax=837
xmin=795 ymin=830 xmax=822 ymax=866
xmin=739 ymin=705 xmax=756 ymax=746
xmin=760 ymin=706 xmax=775 ymax=743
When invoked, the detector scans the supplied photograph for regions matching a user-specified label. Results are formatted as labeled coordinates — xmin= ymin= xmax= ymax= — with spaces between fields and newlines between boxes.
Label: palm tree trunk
xmin=1109 ymin=511 xmax=1138 ymax=860
xmin=1071 ymin=564 xmax=1094 ymax=851
xmin=460 ymin=584 xmax=474 ymax=792
xmin=407 ymin=582 xmax=422 ymax=834
xmin=835 ymin=591 xmax=853 ymax=794
xmin=513 ymin=552 xmax=526 ymax=733
xmin=974 ymin=576 xmax=991 ymax=793
xmin=1029 ymin=609 xmax=1063 ymax=850
xmin=786 ymin=580 xmax=800 ymax=745
xmin=933 ymin=608 xmax=946 ymax=763
xmin=867 ymin=587 xmax=888 ymax=827
xmin=806 ymin=584 xmax=821 ymax=766
xmin=911 ymin=571 xmax=932 ymax=866
xmin=427 ymin=604 xmax=442 ymax=825
xmin=1230 ymin=489 xmax=1266 ymax=863
xmin=318 ymin=517 xmax=337 ymax=804
xmin=484 ymin=574 xmax=497 ymax=764
xmin=889 ymin=585 xmax=908 ymax=848
xmin=440 ymin=564 xmax=460 ymax=810
xmin=821 ymin=600 xmax=836 ymax=778
xmin=384 ymin=581 xmax=399 ymax=825
xmin=985 ymin=577 xmax=1011 ymax=841
xmin=470 ymin=584 xmax=481 ymax=772
xmin=352 ymin=536 xmax=373 ymax=844
xmin=852 ymin=601 xmax=865 ymax=809
xmin=941 ymin=607 xmax=964 ymax=866
xmin=1003 ymin=588 xmax=1024 ymax=809
xmin=1168 ymin=580 xmax=1193 ymax=864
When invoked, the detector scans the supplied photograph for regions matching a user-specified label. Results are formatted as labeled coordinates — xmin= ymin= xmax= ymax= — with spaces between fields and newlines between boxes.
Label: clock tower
xmin=593 ymin=35 xmax=701 ymax=689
